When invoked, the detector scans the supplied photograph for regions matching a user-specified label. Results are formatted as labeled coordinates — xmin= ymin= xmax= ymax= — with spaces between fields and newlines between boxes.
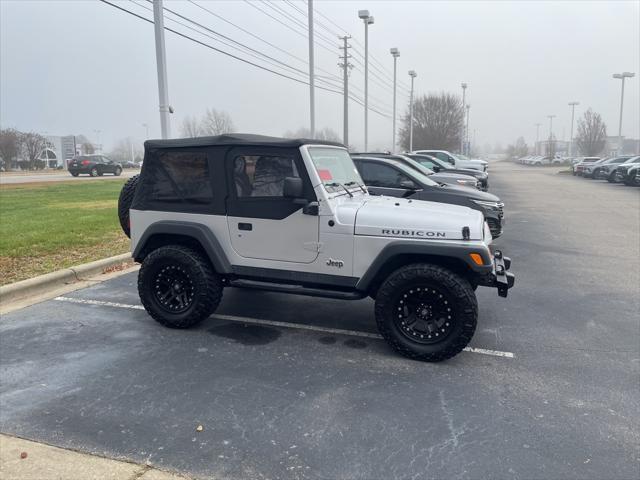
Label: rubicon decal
xmin=381 ymin=229 xmax=447 ymax=238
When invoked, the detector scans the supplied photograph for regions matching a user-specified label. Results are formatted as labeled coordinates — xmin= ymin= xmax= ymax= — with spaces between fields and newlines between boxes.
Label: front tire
xmin=607 ymin=172 xmax=617 ymax=183
xmin=90 ymin=167 xmax=99 ymax=177
xmin=114 ymin=167 xmax=122 ymax=176
xmin=374 ymin=264 xmax=478 ymax=362
xmin=138 ymin=245 xmax=223 ymax=329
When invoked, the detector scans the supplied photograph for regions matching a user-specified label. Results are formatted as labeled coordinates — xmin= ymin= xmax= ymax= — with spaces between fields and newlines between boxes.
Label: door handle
xmin=238 ymin=223 xmax=252 ymax=231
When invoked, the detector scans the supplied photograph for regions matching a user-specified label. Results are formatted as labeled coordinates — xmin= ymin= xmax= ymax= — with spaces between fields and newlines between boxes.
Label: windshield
xmin=308 ymin=147 xmax=364 ymax=192
xmin=390 ymin=158 xmax=440 ymax=187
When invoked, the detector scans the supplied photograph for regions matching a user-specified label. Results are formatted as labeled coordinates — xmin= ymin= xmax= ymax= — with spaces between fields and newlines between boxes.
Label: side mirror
xmin=432 ymin=165 xmax=441 ymax=172
xmin=283 ymin=177 xmax=303 ymax=198
xmin=399 ymin=179 xmax=417 ymax=190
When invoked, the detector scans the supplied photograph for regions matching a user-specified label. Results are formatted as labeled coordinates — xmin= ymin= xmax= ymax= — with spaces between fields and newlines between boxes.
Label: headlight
xmin=456 ymin=179 xmax=477 ymax=187
xmin=472 ymin=199 xmax=500 ymax=210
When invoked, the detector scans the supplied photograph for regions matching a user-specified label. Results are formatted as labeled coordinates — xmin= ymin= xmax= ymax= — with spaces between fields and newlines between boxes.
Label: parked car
xmin=586 ymin=156 xmax=633 ymax=180
xmin=412 ymin=150 xmax=488 ymax=172
xmin=405 ymin=153 xmax=489 ymax=190
xmin=353 ymin=153 xmax=480 ymax=189
xmin=122 ymin=133 xmax=514 ymax=362
xmin=623 ymin=163 xmax=640 ymax=186
xmin=68 ymin=155 xmax=122 ymax=177
xmin=612 ymin=156 xmax=640 ymax=183
xmin=573 ymin=157 xmax=601 ymax=176
xmin=122 ymin=160 xmax=141 ymax=169
xmin=352 ymin=155 xmax=505 ymax=238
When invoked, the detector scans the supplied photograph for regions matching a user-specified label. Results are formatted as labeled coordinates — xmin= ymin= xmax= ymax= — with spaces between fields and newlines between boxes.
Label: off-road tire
xmin=114 ymin=167 xmax=122 ymax=176
xmin=90 ymin=167 xmax=99 ymax=177
xmin=375 ymin=263 xmax=478 ymax=362
xmin=117 ymin=174 xmax=139 ymax=238
xmin=138 ymin=245 xmax=222 ymax=329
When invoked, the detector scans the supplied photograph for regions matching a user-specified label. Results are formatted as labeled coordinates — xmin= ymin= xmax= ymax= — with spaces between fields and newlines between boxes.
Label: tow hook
xmin=493 ymin=249 xmax=515 ymax=298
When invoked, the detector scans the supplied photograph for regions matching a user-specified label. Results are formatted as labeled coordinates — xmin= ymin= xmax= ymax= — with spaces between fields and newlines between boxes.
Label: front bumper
xmin=477 ymin=249 xmax=515 ymax=297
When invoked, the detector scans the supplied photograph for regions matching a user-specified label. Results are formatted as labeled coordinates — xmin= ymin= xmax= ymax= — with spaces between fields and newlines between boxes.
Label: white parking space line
xmin=54 ymin=296 xmax=514 ymax=359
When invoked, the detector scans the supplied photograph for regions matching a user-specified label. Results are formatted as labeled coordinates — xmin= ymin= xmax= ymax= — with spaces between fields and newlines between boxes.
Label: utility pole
xmin=153 ymin=0 xmax=171 ymax=139
xmin=359 ymin=11 xmax=374 ymax=150
xmin=408 ymin=70 xmax=417 ymax=151
xmin=613 ymin=72 xmax=635 ymax=155
xmin=339 ymin=36 xmax=352 ymax=146
xmin=460 ymin=83 xmax=467 ymax=154
xmin=390 ymin=48 xmax=400 ymax=152
xmin=308 ymin=0 xmax=315 ymax=137
xmin=534 ymin=123 xmax=541 ymax=155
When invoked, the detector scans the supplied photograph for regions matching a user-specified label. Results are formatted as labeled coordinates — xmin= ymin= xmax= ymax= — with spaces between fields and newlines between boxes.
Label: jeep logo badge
xmin=326 ymin=258 xmax=344 ymax=268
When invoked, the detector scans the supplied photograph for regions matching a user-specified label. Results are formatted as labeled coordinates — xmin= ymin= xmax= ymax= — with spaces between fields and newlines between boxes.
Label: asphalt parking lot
xmin=1 ymin=162 xmax=638 ymax=479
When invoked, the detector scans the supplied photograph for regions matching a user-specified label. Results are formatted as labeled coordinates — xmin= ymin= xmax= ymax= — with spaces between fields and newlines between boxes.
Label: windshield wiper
xmin=344 ymin=180 xmax=367 ymax=194
xmin=325 ymin=182 xmax=353 ymax=197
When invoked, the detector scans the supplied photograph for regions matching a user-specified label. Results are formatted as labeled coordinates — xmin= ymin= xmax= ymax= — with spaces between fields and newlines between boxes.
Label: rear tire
xmin=138 ymin=245 xmax=223 ymax=329
xmin=71 ymin=172 xmax=79 ymax=177
xmin=117 ymin=174 xmax=139 ymax=238
xmin=374 ymin=264 xmax=478 ymax=362
xmin=607 ymin=173 xmax=616 ymax=183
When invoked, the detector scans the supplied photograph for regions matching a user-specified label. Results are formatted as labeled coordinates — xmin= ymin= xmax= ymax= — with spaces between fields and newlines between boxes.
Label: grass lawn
xmin=0 ymin=180 xmax=130 ymax=285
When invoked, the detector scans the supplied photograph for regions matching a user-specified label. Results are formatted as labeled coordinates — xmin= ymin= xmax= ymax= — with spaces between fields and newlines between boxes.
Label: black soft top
xmin=144 ymin=133 xmax=345 ymax=150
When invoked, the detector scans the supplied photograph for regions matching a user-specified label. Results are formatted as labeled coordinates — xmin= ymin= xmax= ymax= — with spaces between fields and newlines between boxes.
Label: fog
xmin=1 ymin=0 xmax=638 ymax=151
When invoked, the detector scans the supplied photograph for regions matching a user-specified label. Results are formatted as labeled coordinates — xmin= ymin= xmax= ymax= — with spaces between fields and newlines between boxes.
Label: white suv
xmin=124 ymin=134 xmax=514 ymax=362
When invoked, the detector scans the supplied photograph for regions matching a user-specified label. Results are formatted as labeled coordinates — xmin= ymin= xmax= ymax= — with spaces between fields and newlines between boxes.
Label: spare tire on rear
xmin=118 ymin=174 xmax=139 ymax=238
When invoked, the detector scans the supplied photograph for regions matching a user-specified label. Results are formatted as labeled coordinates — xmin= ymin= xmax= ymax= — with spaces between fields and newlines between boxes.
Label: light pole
xmin=142 ymin=123 xmax=149 ymax=139
xmin=153 ymin=0 xmax=171 ymax=139
xmin=460 ymin=82 xmax=467 ymax=154
xmin=547 ymin=115 xmax=556 ymax=156
xmin=465 ymin=104 xmax=470 ymax=155
xmin=358 ymin=10 xmax=374 ymax=150
xmin=568 ymin=102 xmax=579 ymax=157
xmin=408 ymin=70 xmax=417 ymax=152
xmin=390 ymin=48 xmax=400 ymax=152
xmin=534 ymin=123 xmax=541 ymax=155
xmin=612 ymin=72 xmax=635 ymax=155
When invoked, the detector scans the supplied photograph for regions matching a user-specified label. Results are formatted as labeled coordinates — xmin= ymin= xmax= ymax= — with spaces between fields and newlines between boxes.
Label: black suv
xmin=68 ymin=155 xmax=122 ymax=177
xmin=406 ymin=153 xmax=489 ymax=190
xmin=352 ymin=155 xmax=505 ymax=238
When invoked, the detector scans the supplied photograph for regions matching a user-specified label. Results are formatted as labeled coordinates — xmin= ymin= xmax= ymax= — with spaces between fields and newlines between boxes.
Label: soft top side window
xmin=150 ymin=150 xmax=213 ymax=204
xmin=233 ymin=154 xmax=299 ymax=198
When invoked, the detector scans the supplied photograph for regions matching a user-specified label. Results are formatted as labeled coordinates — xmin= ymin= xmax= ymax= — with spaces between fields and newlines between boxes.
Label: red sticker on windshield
xmin=318 ymin=169 xmax=333 ymax=180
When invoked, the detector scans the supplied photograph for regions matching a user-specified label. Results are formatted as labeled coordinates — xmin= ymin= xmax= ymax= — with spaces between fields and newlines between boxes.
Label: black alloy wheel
xmin=152 ymin=264 xmax=195 ymax=314
xmin=393 ymin=285 xmax=455 ymax=344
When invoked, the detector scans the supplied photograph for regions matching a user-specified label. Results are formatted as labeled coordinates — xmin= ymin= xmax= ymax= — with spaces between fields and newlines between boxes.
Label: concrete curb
xmin=0 ymin=253 xmax=134 ymax=305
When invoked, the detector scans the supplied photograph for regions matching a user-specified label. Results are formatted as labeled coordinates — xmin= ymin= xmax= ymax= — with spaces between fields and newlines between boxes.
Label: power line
xmin=100 ymin=0 xmax=393 ymax=119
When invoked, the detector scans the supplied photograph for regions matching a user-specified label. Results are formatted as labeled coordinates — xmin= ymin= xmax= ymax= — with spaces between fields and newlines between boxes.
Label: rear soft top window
xmin=150 ymin=151 xmax=213 ymax=204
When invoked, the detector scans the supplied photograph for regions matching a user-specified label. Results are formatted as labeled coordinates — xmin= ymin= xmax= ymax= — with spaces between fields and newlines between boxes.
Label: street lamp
xmin=460 ymin=82 xmax=467 ymax=154
xmin=612 ymin=72 xmax=635 ymax=155
xmin=465 ymin=104 xmax=470 ymax=155
xmin=358 ymin=10 xmax=374 ymax=150
xmin=547 ymin=115 xmax=556 ymax=156
xmin=390 ymin=48 xmax=400 ymax=152
xmin=534 ymin=123 xmax=541 ymax=155
xmin=568 ymin=102 xmax=579 ymax=157
xmin=142 ymin=123 xmax=149 ymax=139
xmin=408 ymin=70 xmax=417 ymax=152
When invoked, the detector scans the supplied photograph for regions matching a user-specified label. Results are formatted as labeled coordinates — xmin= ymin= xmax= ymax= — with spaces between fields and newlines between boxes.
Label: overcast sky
xmin=1 ymin=0 xmax=639 ymax=152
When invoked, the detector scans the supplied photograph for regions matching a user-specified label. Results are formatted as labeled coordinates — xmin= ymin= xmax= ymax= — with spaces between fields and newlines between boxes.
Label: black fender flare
xmin=356 ymin=241 xmax=493 ymax=292
xmin=133 ymin=221 xmax=232 ymax=274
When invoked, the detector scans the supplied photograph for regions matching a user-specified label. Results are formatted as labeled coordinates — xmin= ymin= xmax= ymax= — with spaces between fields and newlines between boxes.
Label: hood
xmin=439 ymin=184 xmax=500 ymax=201
xmin=352 ymin=195 xmax=485 ymax=241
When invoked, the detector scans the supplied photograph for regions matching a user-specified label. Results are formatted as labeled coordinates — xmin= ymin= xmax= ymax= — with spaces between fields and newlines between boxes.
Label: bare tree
xmin=108 ymin=137 xmax=143 ymax=163
xmin=201 ymin=108 xmax=235 ymax=136
xmin=20 ymin=132 xmax=50 ymax=169
xmin=76 ymin=134 xmax=95 ymax=154
xmin=506 ymin=136 xmax=529 ymax=159
xmin=0 ymin=128 xmax=21 ymax=169
xmin=576 ymin=108 xmax=607 ymax=156
xmin=398 ymin=93 xmax=464 ymax=152
xmin=283 ymin=127 xmax=341 ymax=142
xmin=180 ymin=115 xmax=203 ymax=138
